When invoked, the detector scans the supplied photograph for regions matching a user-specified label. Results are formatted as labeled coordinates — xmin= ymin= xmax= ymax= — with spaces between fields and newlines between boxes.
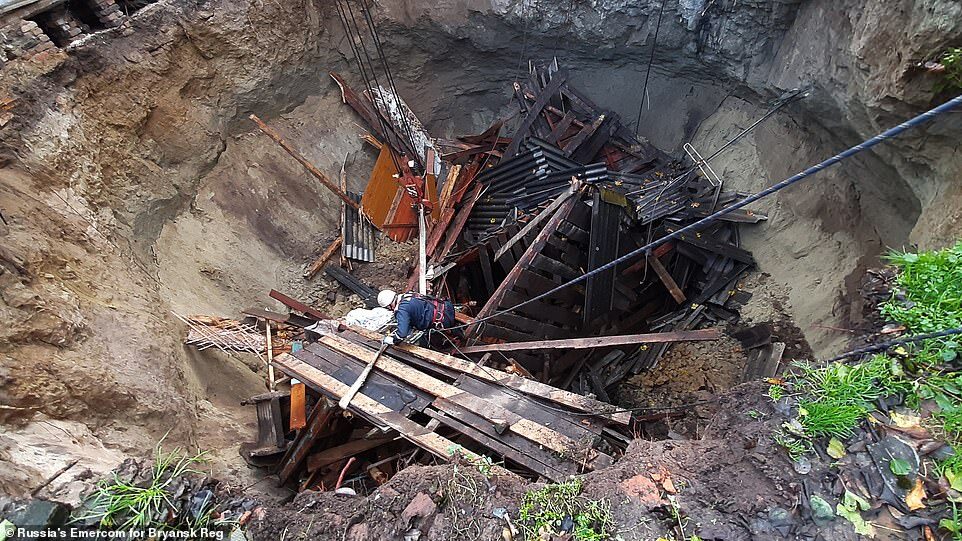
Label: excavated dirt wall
xmin=0 ymin=0 xmax=960 ymax=498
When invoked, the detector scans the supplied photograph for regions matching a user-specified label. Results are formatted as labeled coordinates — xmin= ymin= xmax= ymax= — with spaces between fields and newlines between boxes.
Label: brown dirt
xmin=249 ymin=382 xmax=864 ymax=541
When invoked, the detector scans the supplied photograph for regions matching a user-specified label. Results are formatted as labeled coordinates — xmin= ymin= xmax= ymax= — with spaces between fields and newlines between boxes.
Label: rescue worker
xmin=377 ymin=289 xmax=459 ymax=347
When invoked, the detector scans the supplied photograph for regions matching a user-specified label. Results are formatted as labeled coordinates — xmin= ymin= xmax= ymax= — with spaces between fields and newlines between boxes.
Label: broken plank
xmin=278 ymin=399 xmax=336 ymax=485
xmin=458 ymin=328 xmax=721 ymax=353
xmin=306 ymin=435 xmax=396 ymax=473
xmin=303 ymin=236 xmax=343 ymax=280
xmin=648 ymin=254 xmax=686 ymax=304
xmin=273 ymin=353 xmax=482 ymax=463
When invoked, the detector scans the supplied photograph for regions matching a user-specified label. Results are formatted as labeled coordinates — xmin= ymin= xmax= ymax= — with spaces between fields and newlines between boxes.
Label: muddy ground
xmin=248 ymin=381 xmax=866 ymax=541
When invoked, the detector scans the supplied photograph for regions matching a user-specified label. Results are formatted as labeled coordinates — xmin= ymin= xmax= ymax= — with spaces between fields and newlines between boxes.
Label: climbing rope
xmin=447 ymin=93 xmax=962 ymax=331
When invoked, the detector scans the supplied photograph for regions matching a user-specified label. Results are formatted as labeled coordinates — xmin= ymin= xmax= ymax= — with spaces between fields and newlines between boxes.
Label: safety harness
xmin=403 ymin=292 xmax=448 ymax=329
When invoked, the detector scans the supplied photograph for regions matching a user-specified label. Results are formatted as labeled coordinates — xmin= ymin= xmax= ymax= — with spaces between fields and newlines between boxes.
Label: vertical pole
xmin=265 ymin=320 xmax=276 ymax=390
xmin=418 ymin=204 xmax=428 ymax=294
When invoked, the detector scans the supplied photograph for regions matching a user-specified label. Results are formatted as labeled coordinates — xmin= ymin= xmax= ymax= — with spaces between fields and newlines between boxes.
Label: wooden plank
xmin=458 ymin=328 xmax=722 ymax=353
xmin=269 ymin=289 xmax=330 ymax=321
xmin=546 ymin=110 xmax=577 ymax=145
xmin=318 ymin=335 xmax=606 ymax=464
xmin=290 ymin=382 xmax=307 ymax=431
xmin=343 ymin=326 xmax=631 ymax=426
xmin=425 ymin=408 xmax=571 ymax=481
xmin=504 ymin=70 xmax=569 ymax=157
xmin=434 ymin=182 xmax=483 ymax=262
xmin=250 ymin=115 xmax=358 ymax=210
xmin=273 ymin=354 xmax=482 ymax=463
xmin=306 ymin=435 xmax=395 ymax=473
xmin=278 ymin=399 xmax=336 ymax=485
xmin=469 ymin=187 xmax=581 ymax=338
xmin=648 ymin=254 xmax=686 ymax=303
xmin=494 ymin=186 xmax=574 ymax=262
xmin=562 ymin=114 xmax=606 ymax=157
xmin=303 ymin=236 xmax=342 ymax=279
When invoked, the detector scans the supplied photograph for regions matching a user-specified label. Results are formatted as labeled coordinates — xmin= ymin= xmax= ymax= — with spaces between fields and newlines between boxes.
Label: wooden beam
xmin=468 ymin=186 xmax=581 ymax=338
xmin=250 ymin=114 xmax=359 ymax=210
xmin=494 ymin=185 xmax=574 ymax=262
xmin=504 ymin=70 xmax=569 ymax=157
xmin=434 ymin=181 xmax=483 ymax=262
xmin=278 ymin=399 xmax=336 ymax=485
xmin=648 ymin=254 xmax=686 ymax=304
xmin=344 ymin=326 xmax=631 ymax=427
xmin=269 ymin=289 xmax=330 ymax=321
xmin=303 ymin=237 xmax=343 ymax=280
xmin=458 ymin=328 xmax=722 ymax=353
xmin=273 ymin=354 xmax=482 ymax=463
xmin=306 ymin=435 xmax=395 ymax=473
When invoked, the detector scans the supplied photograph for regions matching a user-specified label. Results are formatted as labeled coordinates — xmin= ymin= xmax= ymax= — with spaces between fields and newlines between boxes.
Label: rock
xmin=401 ymin=492 xmax=437 ymax=526
xmin=808 ymin=495 xmax=835 ymax=525
xmin=5 ymin=499 xmax=70 ymax=528
xmin=334 ymin=487 xmax=357 ymax=496
xmin=620 ymin=474 xmax=663 ymax=508
xmin=792 ymin=456 xmax=812 ymax=475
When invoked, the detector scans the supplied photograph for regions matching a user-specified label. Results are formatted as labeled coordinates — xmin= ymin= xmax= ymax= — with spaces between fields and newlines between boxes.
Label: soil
xmin=249 ymin=382 xmax=865 ymax=541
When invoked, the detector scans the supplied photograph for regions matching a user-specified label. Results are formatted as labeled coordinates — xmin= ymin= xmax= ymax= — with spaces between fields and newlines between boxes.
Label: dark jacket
xmin=393 ymin=294 xmax=455 ymax=339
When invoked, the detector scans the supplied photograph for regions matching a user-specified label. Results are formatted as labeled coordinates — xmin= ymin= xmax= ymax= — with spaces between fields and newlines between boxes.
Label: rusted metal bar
xmin=249 ymin=114 xmax=359 ymax=210
xmin=269 ymin=289 xmax=331 ymax=321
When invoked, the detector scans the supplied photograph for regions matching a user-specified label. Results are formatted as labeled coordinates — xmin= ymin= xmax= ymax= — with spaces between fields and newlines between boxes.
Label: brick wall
xmin=0 ymin=20 xmax=56 ymax=63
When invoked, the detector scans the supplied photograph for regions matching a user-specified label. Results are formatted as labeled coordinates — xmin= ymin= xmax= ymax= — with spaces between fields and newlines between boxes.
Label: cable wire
xmin=826 ymin=328 xmax=962 ymax=363
xmin=450 ymin=93 xmax=962 ymax=332
xmin=633 ymin=0 xmax=669 ymax=135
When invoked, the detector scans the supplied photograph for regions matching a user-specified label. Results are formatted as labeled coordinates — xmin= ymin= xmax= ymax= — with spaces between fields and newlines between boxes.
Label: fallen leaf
xmin=827 ymin=438 xmax=847 ymax=459
xmin=890 ymin=458 xmax=912 ymax=476
xmin=890 ymin=411 xmax=922 ymax=429
xmin=906 ymin=478 xmax=927 ymax=511
xmin=924 ymin=526 xmax=936 ymax=541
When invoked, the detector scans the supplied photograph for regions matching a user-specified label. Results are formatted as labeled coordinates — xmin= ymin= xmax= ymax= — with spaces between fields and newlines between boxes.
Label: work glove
xmin=382 ymin=335 xmax=396 ymax=346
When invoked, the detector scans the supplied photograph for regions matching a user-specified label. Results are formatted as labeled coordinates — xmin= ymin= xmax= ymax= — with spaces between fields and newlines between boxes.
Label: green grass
xmin=72 ymin=439 xmax=210 ymax=530
xmin=773 ymin=242 xmax=962 ymax=458
xmin=935 ymin=48 xmax=962 ymax=94
xmin=517 ymin=479 xmax=613 ymax=541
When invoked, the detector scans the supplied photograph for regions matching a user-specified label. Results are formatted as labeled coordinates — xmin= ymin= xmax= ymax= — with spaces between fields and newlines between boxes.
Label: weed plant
xmin=517 ymin=478 xmax=613 ymax=541
xmin=73 ymin=440 xmax=209 ymax=530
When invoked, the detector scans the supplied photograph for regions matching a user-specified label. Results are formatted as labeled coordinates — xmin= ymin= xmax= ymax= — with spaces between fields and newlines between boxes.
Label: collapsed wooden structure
xmin=209 ymin=59 xmax=774 ymax=493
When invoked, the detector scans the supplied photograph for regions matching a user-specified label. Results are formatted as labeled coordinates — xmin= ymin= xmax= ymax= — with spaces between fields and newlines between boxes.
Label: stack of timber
xmin=268 ymin=326 xmax=631 ymax=487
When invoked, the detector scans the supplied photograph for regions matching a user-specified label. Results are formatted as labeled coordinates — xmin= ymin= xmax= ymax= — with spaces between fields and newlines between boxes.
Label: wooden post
xmin=265 ymin=320 xmax=276 ymax=390
xmin=249 ymin=114 xmax=359 ymax=210
xmin=304 ymin=236 xmax=343 ymax=280
xmin=467 ymin=185 xmax=581 ymax=339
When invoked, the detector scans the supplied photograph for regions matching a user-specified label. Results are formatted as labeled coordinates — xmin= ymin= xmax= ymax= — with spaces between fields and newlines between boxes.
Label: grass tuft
xmin=72 ymin=438 xmax=210 ymax=530
xmin=517 ymin=478 xmax=613 ymax=541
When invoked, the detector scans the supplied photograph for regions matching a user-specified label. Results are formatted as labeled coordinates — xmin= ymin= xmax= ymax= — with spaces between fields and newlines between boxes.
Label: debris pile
xmin=178 ymin=59 xmax=774 ymax=495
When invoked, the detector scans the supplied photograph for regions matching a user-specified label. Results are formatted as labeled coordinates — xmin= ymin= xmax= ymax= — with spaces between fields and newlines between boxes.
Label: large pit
xmin=1 ymin=0 xmax=961 ymax=522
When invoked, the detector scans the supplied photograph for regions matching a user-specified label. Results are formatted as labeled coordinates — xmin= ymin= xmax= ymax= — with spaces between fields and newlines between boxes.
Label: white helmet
xmin=377 ymin=289 xmax=397 ymax=308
